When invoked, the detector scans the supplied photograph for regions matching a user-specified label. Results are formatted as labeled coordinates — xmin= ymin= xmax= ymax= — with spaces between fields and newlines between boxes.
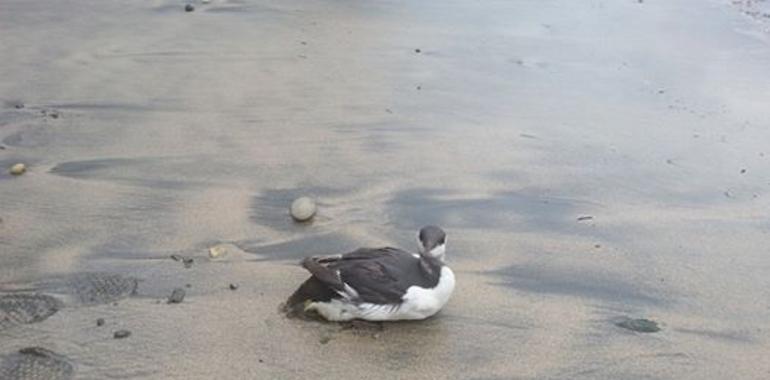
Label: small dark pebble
xmin=0 ymin=145 xmax=5 ymax=150
xmin=49 ymin=111 xmax=59 ymax=119
xmin=258 ymin=359 xmax=264 ymax=363
xmin=96 ymin=318 xmax=105 ymax=326
xmin=415 ymin=48 xmax=421 ymax=53
xmin=185 ymin=4 xmax=194 ymax=12
xmin=114 ymin=330 xmax=131 ymax=339
xmin=14 ymin=103 xmax=24 ymax=109
xmin=168 ymin=288 xmax=186 ymax=304
xmin=319 ymin=335 xmax=331 ymax=344
xmin=185 ymin=283 xmax=192 ymax=288
xmin=170 ymin=254 xmax=183 ymax=262
xmin=183 ymin=257 xmax=194 ymax=268
xmin=416 ymin=85 xmax=421 ymax=90
xmin=577 ymin=215 xmax=594 ymax=221
xmin=229 ymin=283 xmax=238 ymax=290
xmin=740 ymin=169 xmax=746 ymax=174
xmin=594 ymin=244 xmax=601 ymax=248
xmin=113 ymin=302 xmax=119 ymax=306
xmin=616 ymin=318 xmax=660 ymax=333
xmin=300 ymin=41 xmax=307 ymax=45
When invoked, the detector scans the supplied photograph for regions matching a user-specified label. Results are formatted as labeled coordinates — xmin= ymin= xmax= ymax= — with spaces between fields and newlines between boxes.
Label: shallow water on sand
xmin=2 ymin=0 xmax=770 ymax=378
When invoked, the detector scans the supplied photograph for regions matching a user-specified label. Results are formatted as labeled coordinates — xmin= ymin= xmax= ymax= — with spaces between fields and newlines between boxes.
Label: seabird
xmin=285 ymin=226 xmax=455 ymax=322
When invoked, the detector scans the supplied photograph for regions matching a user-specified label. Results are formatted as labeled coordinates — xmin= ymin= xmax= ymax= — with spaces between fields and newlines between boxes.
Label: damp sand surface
xmin=2 ymin=0 xmax=770 ymax=379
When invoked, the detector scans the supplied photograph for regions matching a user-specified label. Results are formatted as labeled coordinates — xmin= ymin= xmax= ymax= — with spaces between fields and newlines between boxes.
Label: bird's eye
xmin=438 ymin=237 xmax=445 ymax=245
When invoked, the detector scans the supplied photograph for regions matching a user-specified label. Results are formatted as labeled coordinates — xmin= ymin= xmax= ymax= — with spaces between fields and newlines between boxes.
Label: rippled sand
xmin=1 ymin=0 xmax=770 ymax=379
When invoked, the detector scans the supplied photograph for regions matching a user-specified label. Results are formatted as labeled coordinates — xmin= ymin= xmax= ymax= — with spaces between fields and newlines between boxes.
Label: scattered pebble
xmin=740 ymin=168 xmax=746 ymax=174
xmin=13 ymin=103 xmax=24 ymax=109
xmin=290 ymin=197 xmax=317 ymax=222
xmin=594 ymin=244 xmax=601 ymax=249
xmin=229 ymin=283 xmax=238 ymax=290
xmin=168 ymin=288 xmax=186 ymax=304
xmin=96 ymin=318 xmax=105 ymax=327
xmin=414 ymin=48 xmax=421 ymax=53
xmin=616 ymin=318 xmax=660 ymax=333
xmin=183 ymin=257 xmax=194 ymax=268
xmin=319 ymin=335 xmax=332 ymax=344
xmin=185 ymin=4 xmax=195 ymax=12
xmin=114 ymin=330 xmax=131 ymax=339
xmin=416 ymin=85 xmax=422 ymax=90
xmin=10 ymin=163 xmax=26 ymax=175
xmin=209 ymin=244 xmax=229 ymax=259
xmin=577 ymin=215 xmax=593 ymax=221
xmin=49 ymin=111 xmax=59 ymax=119
xmin=170 ymin=254 xmax=183 ymax=262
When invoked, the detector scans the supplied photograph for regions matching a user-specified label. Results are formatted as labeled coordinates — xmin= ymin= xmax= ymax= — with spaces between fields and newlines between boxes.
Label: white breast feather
xmin=308 ymin=266 xmax=456 ymax=322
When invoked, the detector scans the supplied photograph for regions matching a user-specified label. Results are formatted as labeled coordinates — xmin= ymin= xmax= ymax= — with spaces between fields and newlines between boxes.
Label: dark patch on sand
xmin=675 ymin=327 xmax=757 ymax=344
xmin=67 ymin=272 xmax=138 ymax=305
xmin=0 ymin=294 xmax=62 ymax=330
xmin=489 ymin=264 xmax=664 ymax=306
xmin=13 ymin=273 xmax=138 ymax=307
xmin=237 ymin=232 xmax=360 ymax=261
xmin=387 ymin=188 xmax=592 ymax=233
xmin=615 ymin=317 xmax=661 ymax=333
xmin=0 ymin=347 xmax=74 ymax=380
xmin=49 ymin=156 xmax=227 ymax=189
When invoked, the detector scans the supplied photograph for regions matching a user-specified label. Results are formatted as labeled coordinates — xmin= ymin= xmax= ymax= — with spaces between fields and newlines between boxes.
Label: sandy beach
xmin=2 ymin=0 xmax=770 ymax=378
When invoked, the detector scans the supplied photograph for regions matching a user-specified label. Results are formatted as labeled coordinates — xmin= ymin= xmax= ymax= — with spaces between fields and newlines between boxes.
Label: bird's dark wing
xmin=331 ymin=247 xmax=426 ymax=304
xmin=300 ymin=257 xmax=344 ymax=293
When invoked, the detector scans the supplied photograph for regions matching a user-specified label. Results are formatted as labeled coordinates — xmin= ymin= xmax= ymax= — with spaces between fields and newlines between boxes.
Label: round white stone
xmin=290 ymin=197 xmax=316 ymax=222
xmin=9 ymin=163 xmax=26 ymax=175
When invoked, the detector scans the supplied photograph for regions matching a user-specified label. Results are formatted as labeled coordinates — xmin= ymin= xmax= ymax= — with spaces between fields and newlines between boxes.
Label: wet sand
xmin=2 ymin=0 xmax=770 ymax=378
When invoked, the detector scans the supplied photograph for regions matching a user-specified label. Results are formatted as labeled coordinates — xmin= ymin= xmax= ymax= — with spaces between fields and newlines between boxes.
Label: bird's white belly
xmin=309 ymin=267 xmax=456 ymax=322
